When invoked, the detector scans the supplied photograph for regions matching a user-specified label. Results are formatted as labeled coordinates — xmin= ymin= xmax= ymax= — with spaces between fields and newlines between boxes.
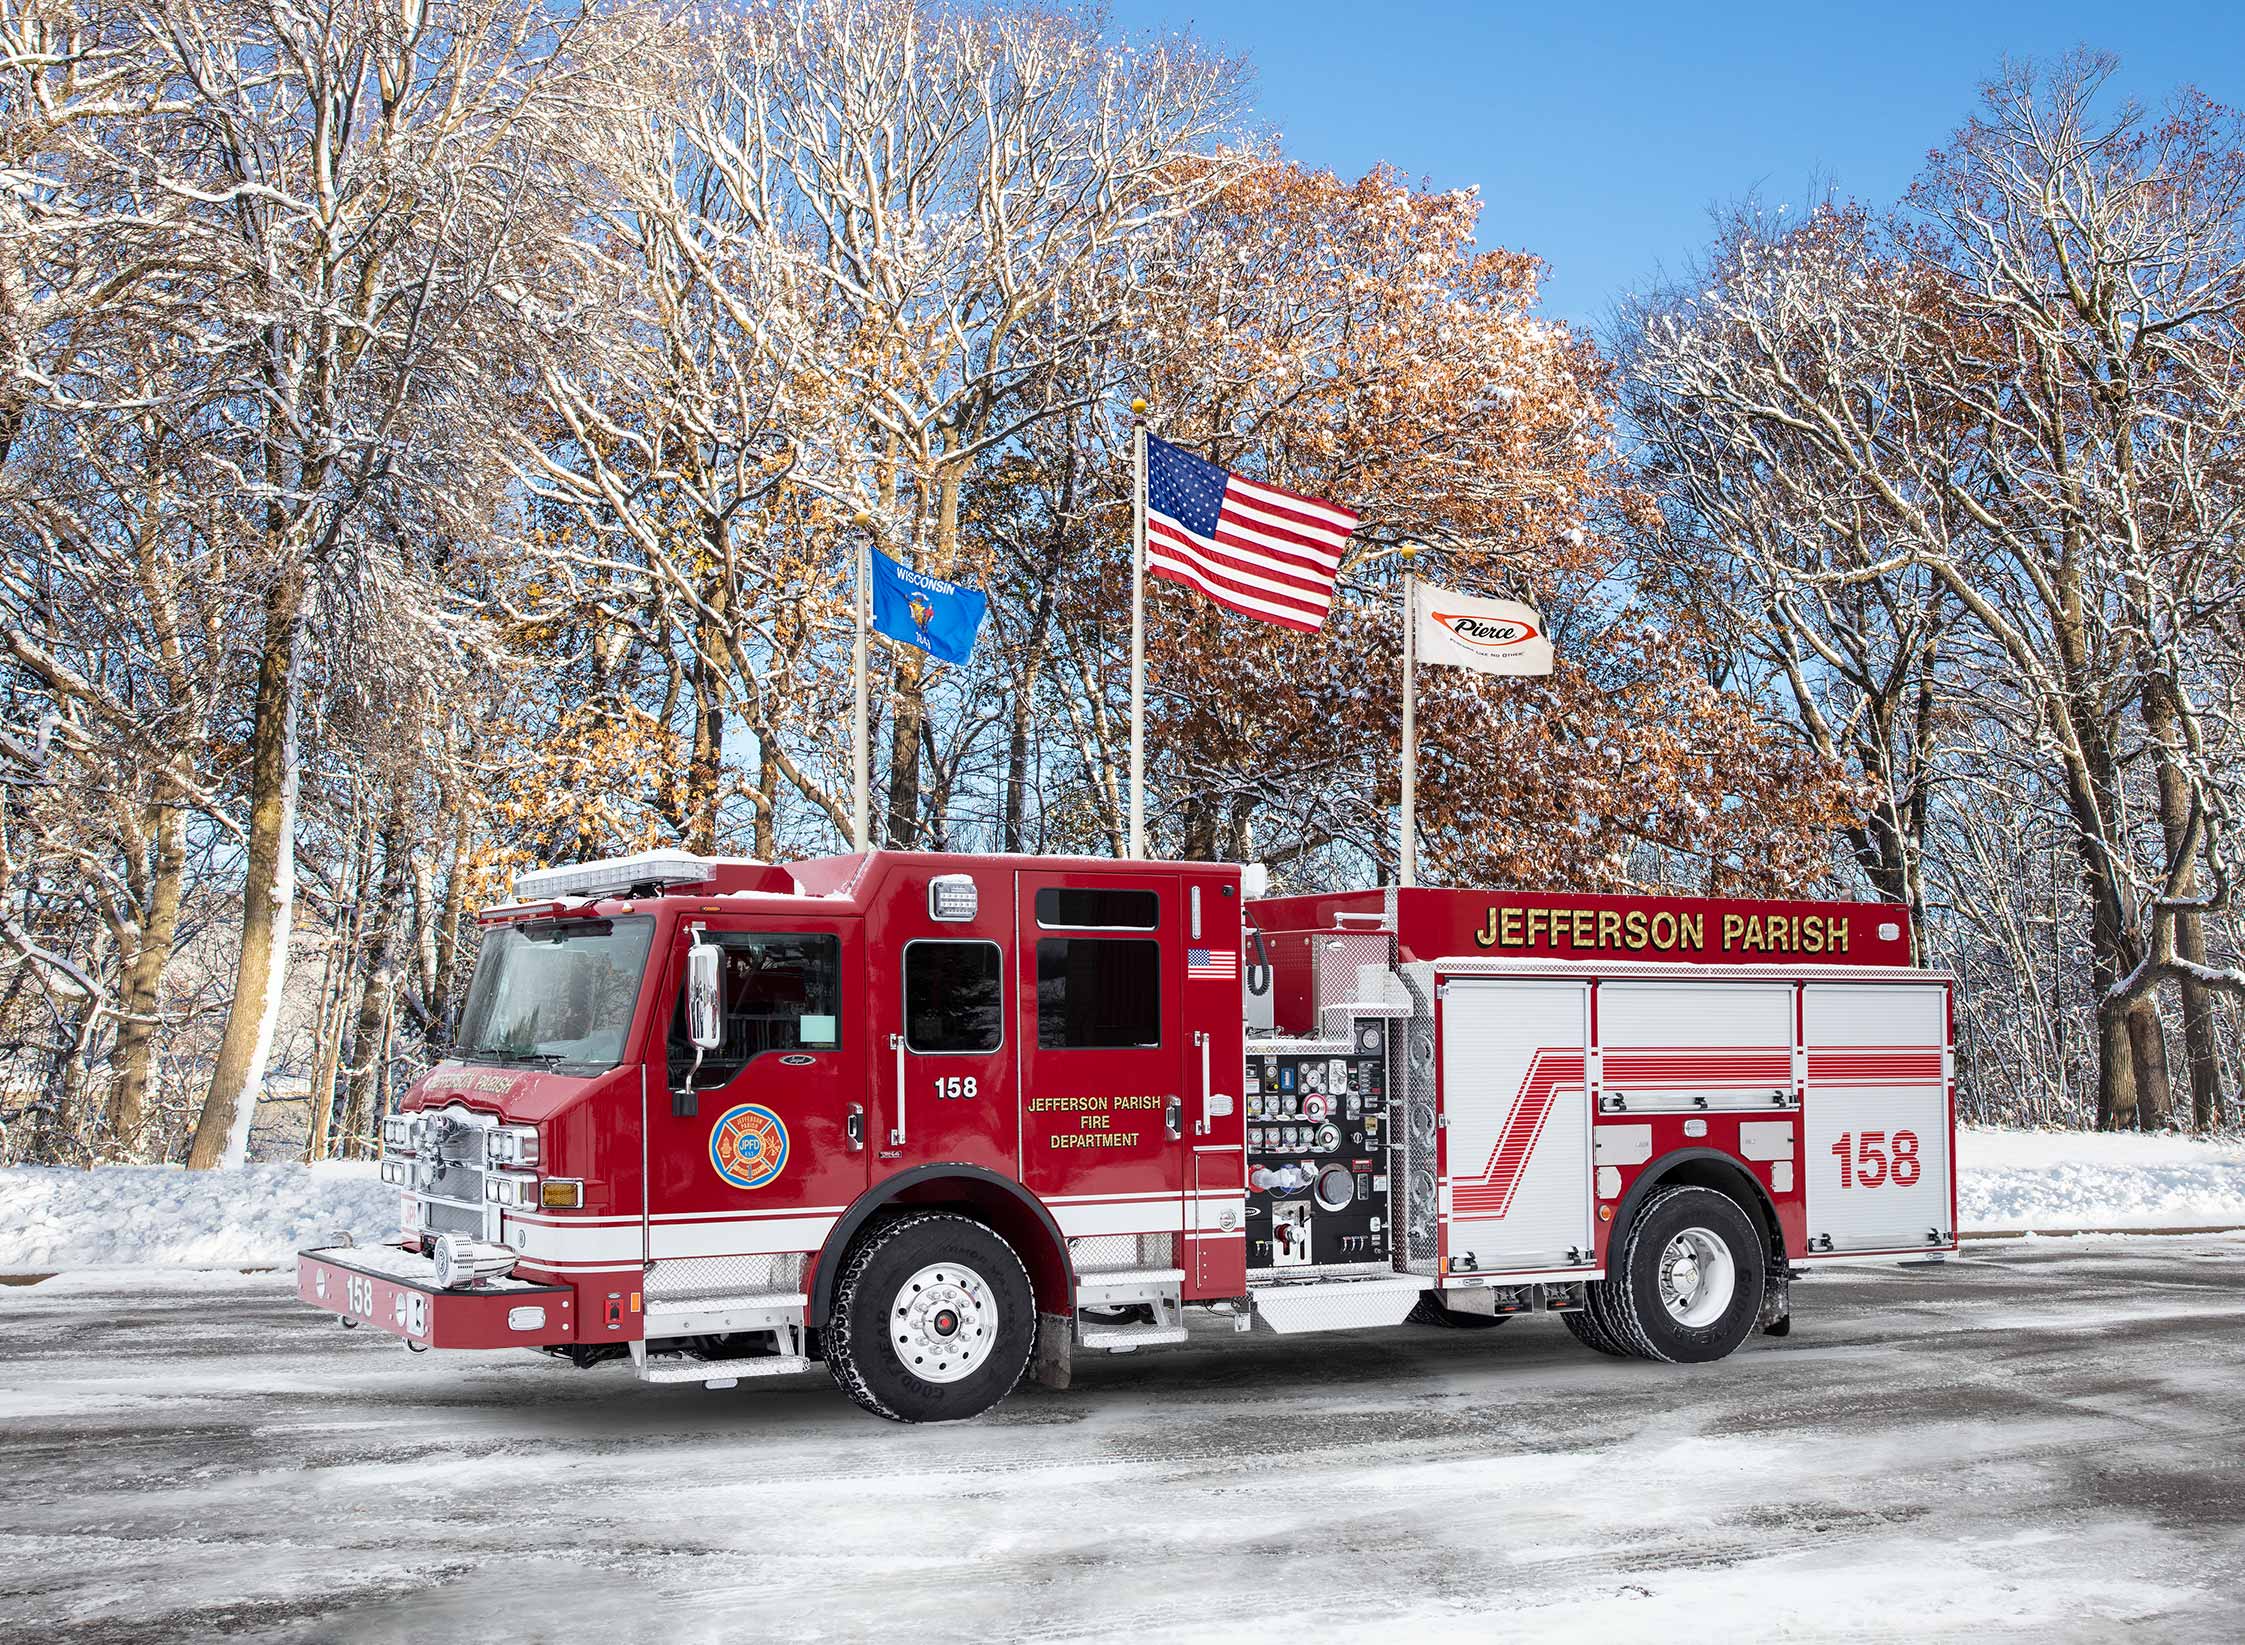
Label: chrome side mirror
xmin=686 ymin=942 xmax=723 ymax=1051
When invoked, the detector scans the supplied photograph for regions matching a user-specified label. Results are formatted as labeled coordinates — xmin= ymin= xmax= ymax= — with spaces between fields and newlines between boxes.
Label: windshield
xmin=455 ymin=916 xmax=655 ymax=1070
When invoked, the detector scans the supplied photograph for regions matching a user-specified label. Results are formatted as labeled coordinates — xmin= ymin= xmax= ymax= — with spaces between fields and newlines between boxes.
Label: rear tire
xmin=1601 ymin=1184 xmax=1765 ymax=1364
xmin=1561 ymin=1299 xmax=1632 ymax=1358
xmin=825 ymin=1213 xmax=1035 ymax=1423
xmin=1408 ymin=1291 xmax=1512 ymax=1329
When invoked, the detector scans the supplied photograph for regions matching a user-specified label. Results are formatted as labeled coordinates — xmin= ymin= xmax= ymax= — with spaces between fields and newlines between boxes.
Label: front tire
xmin=825 ymin=1213 xmax=1035 ymax=1423
xmin=1600 ymin=1185 xmax=1766 ymax=1364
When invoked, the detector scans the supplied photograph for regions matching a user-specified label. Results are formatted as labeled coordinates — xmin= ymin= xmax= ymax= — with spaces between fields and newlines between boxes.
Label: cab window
xmin=668 ymin=932 xmax=842 ymax=1087
xmin=904 ymin=940 xmax=1003 ymax=1054
xmin=1035 ymin=886 xmax=1160 ymax=929
xmin=1036 ymin=938 xmax=1161 ymax=1048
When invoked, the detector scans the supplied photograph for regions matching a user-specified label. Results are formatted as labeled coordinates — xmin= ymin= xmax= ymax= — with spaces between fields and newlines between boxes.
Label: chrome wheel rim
xmin=1656 ymin=1227 xmax=1736 ymax=1329
xmin=890 ymin=1262 xmax=997 ymax=1384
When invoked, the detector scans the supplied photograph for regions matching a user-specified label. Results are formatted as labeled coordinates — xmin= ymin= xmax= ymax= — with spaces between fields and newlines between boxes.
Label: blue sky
xmin=1121 ymin=1 xmax=2244 ymax=332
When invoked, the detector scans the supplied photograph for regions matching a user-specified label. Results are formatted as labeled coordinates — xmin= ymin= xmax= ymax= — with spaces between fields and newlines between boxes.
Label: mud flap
xmin=1031 ymin=1310 xmax=1073 ymax=1390
xmin=1760 ymin=1264 xmax=1793 ymax=1336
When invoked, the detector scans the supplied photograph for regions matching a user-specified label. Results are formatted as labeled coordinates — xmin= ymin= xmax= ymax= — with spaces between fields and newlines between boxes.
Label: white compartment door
xmin=1439 ymin=979 xmax=1593 ymax=1273
xmin=1598 ymin=980 xmax=1796 ymax=1110
xmin=1802 ymin=984 xmax=1952 ymax=1253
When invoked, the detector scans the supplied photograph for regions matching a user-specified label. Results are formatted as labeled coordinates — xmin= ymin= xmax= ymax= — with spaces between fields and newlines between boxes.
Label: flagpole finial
xmin=850 ymin=510 xmax=871 ymax=529
xmin=1400 ymin=541 xmax=1420 ymax=562
xmin=1130 ymin=398 xmax=1148 ymax=417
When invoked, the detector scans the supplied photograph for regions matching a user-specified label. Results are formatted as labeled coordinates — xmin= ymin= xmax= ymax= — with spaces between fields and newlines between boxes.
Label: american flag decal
xmin=1186 ymin=946 xmax=1237 ymax=980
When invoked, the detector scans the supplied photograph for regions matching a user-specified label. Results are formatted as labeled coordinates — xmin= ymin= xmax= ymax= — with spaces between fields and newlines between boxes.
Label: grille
xmin=1069 ymin=1233 xmax=1175 ymax=1274
xmin=418 ymin=1159 xmax=483 ymax=1203
xmin=421 ymin=1199 xmax=483 ymax=1236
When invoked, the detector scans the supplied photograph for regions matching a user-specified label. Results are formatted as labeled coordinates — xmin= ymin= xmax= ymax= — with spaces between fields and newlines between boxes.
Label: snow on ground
xmin=1957 ymin=1125 xmax=2245 ymax=1230
xmin=4 ymin=1239 xmax=2243 ymax=1642
xmin=0 ymin=1161 xmax=393 ymax=1270
xmin=2 ymin=1128 xmax=2243 ymax=1272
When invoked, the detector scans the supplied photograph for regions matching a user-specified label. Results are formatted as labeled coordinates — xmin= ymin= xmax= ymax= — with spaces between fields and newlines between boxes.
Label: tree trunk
xmin=187 ymin=568 xmax=308 ymax=1170
xmin=2125 ymin=999 xmax=2174 ymax=1130
xmin=885 ymin=645 xmax=926 ymax=846
xmin=339 ymin=798 xmax=409 ymax=1159
xmin=2143 ymin=672 xmax=2226 ymax=1129
xmin=107 ymin=800 xmax=186 ymax=1153
xmin=753 ymin=733 xmax=779 ymax=861
xmin=433 ymin=799 xmax=471 ymax=1014
xmin=685 ymin=565 xmax=728 ymax=856
xmin=2094 ymin=992 xmax=2137 ymax=1131
xmin=2178 ymin=914 xmax=2225 ymax=1130
xmin=305 ymin=807 xmax=374 ymax=1163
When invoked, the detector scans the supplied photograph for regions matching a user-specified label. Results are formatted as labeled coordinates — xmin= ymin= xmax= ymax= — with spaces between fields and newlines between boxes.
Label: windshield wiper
xmin=462 ymin=1049 xmax=572 ymax=1069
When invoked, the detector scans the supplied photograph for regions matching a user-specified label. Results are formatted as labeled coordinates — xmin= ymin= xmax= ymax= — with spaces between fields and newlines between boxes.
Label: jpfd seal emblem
xmin=709 ymin=1103 xmax=788 ymax=1191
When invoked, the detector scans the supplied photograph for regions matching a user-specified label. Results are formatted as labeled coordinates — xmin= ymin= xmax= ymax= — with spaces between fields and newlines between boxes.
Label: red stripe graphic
xmin=1807 ymin=1048 xmax=1942 ymax=1084
xmin=1452 ymin=1049 xmax=1582 ymax=1217
xmin=1603 ymin=1049 xmax=1791 ymax=1086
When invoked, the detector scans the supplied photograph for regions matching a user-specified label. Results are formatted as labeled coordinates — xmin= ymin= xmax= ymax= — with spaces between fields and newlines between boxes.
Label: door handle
xmin=1164 ymin=1094 xmax=1183 ymax=1140
xmin=846 ymin=1104 xmax=865 ymax=1151
xmin=889 ymin=1033 xmax=906 ymax=1147
xmin=1195 ymin=1031 xmax=1211 ymax=1137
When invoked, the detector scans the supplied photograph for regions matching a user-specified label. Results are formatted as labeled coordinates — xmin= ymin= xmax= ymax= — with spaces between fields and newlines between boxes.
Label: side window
xmin=1035 ymin=886 xmax=1160 ymax=929
xmin=668 ymin=932 xmax=841 ymax=1087
xmin=905 ymin=941 xmax=1003 ymax=1054
xmin=1036 ymin=938 xmax=1161 ymax=1048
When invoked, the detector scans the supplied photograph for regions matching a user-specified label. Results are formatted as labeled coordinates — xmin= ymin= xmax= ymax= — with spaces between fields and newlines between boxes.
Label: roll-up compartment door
xmin=1438 ymin=979 xmax=1592 ymax=1272
xmin=1802 ymin=984 xmax=1951 ymax=1253
xmin=1598 ymin=981 xmax=1796 ymax=1111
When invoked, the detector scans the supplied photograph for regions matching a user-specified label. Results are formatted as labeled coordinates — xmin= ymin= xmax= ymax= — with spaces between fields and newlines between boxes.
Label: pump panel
xmin=1243 ymin=1018 xmax=1393 ymax=1270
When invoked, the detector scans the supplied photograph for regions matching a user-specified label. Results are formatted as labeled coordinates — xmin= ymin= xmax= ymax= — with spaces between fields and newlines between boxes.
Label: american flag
xmin=1144 ymin=434 xmax=1358 ymax=633
xmin=1186 ymin=945 xmax=1238 ymax=981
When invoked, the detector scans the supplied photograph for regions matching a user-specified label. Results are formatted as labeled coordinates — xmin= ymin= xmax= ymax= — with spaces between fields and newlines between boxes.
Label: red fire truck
xmin=298 ymin=849 xmax=1957 ymax=1422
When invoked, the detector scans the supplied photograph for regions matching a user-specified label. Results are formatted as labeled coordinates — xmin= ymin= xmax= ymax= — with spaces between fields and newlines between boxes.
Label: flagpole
xmin=850 ymin=510 xmax=871 ymax=852
xmin=1400 ymin=542 xmax=1419 ymax=889
xmin=1128 ymin=399 xmax=1148 ymax=860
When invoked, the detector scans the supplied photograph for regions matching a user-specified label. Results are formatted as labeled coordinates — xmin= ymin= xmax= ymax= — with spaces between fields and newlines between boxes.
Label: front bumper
xmin=298 ymin=1245 xmax=578 ymax=1348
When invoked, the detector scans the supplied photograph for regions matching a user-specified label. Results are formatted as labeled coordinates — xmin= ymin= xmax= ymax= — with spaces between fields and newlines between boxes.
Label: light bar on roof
xmin=512 ymin=850 xmax=714 ymax=903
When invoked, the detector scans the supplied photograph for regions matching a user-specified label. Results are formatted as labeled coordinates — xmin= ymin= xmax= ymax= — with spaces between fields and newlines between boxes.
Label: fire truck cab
xmin=298 ymin=849 xmax=1957 ymax=1423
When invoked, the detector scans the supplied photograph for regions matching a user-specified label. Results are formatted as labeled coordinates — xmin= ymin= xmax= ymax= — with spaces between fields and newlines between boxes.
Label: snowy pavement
xmin=3 ymin=1238 xmax=2243 ymax=1643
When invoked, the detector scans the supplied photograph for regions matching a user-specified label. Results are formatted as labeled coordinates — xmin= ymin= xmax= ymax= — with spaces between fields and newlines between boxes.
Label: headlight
xmin=380 ymin=1160 xmax=409 ymax=1186
xmin=381 ymin=1115 xmax=415 ymax=1153
xmin=484 ymin=1125 xmax=540 ymax=1168
xmin=484 ymin=1171 xmax=539 ymax=1208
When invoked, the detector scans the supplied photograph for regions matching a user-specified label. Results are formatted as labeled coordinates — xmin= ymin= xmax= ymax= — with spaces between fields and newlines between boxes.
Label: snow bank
xmin=0 ymin=1162 xmax=394 ymax=1271
xmin=1958 ymin=1126 xmax=2245 ymax=1231
xmin=4 ymin=1127 xmax=2244 ymax=1272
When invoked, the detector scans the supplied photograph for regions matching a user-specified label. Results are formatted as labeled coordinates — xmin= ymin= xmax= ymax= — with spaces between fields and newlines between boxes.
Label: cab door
xmin=866 ymin=868 xmax=1016 ymax=1179
xmin=1016 ymin=869 xmax=1188 ymax=1267
xmin=649 ymin=921 xmax=867 ymax=1288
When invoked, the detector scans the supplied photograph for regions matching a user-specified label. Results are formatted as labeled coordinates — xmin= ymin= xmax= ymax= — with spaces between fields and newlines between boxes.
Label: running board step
xmin=644 ymin=1291 xmax=806 ymax=1337
xmin=1076 ymin=1320 xmax=1190 ymax=1352
xmin=1073 ymin=1267 xmax=1184 ymax=1310
xmin=637 ymin=1355 xmax=814 ymax=1385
